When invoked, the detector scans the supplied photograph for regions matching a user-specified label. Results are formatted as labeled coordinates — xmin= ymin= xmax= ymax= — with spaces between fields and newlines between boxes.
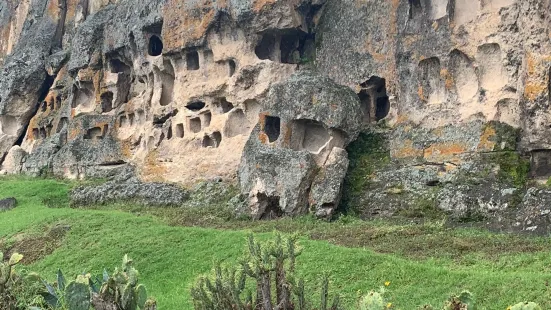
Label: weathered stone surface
xmin=70 ymin=167 xmax=189 ymax=207
xmin=3 ymin=0 xmax=551 ymax=225
xmin=0 ymin=197 xmax=17 ymax=211
xmin=310 ymin=147 xmax=349 ymax=218
xmin=515 ymin=188 xmax=551 ymax=234
xmin=2 ymin=146 xmax=27 ymax=174
xmin=239 ymin=70 xmax=362 ymax=218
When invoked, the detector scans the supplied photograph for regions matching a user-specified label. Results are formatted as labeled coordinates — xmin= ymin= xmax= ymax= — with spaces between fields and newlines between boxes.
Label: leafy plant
xmin=443 ymin=291 xmax=475 ymax=310
xmin=191 ymin=233 xmax=341 ymax=310
xmin=41 ymin=270 xmax=91 ymax=310
xmin=39 ymin=256 xmax=155 ymax=310
xmin=94 ymin=254 xmax=155 ymax=310
xmin=0 ymin=252 xmax=24 ymax=309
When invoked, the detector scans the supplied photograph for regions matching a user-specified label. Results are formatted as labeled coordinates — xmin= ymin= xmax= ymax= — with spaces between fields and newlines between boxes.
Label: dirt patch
xmin=1 ymin=223 xmax=71 ymax=264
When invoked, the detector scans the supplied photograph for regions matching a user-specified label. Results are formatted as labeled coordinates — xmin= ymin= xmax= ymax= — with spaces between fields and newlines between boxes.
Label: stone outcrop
xmin=239 ymin=70 xmax=362 ymax=218
xmin=0 ymin=197 xmax=17 ymax=211
xmin=2 ymin=0 xmax=551 ymax=231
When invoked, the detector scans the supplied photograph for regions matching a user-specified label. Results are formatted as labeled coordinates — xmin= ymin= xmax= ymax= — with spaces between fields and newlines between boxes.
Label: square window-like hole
xmin=187 ymin=51 xmax=200 ymax=70
xmin=189 ymin=117 xmax=201 ymax=133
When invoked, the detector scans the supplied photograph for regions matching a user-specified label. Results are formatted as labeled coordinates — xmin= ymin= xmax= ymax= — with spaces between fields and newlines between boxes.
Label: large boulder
xmin=0 ymin=197 xmax=17 ymax=211
xmin=239 ymin=70 xmax=362 ymax=218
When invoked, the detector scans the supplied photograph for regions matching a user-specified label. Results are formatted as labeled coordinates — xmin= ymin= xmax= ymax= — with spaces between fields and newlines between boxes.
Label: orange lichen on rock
xmin=477 ymin=124 xmax=497 ymax=151
xmin=258 ymin=132 xmax=269 ymax=144
xmin=252 ymin=0 xmax=278 ymax=12
xmin=392 ymin=140 xmax=423 ymax=159
xmin=162 ymin=0 xmax=217 ymax=51
xmin=523 ymin=53 xmax=551 ymax=101
xmin=418 ymin=85 xmax=426 ymax=101
xmin=424 ymin=142 xmax=467 ymax=163
xmin=141 ymin=150 xmax=167 ymax=182
xmin=120 ymin=139 xmax=133 ymax=159
xmin=441 ymin=68 xmax=454 ymax=89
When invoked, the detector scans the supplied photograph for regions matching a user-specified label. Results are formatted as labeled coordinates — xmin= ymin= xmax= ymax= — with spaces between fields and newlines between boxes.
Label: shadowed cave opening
xmin=358 ymin=77 xmax=390 ymax=124
xmin=109 ymin=58 xmax=131 ymax=74
xmin=255 ymin=33 xmax=276 ymax=61
xmin=409 ymin=0 xmax=423 ymax=19
xmin=228 ymin=59 xmax=236 ymax=77
xmin=255 ymin=30 xmax=314 ymax=64
xmin=148 ymin=35 xmax=163 ymax=57
xmin=215 ymin=97 xmax=234 ymax=113
xmin=530 ymin=150 xmax=551 ymax=178
xmin=187 ymin=51 xmax=200 ymax=70
xmin=264 ymin=116 xmax=281 ymax=143
xmin=83 ymin=127 xmax=102 ymax=140
xmin=257 ymin=193 xmax=283 ymax=220
xmin=186 ymin=101 xmax=206 ymax=111
xmin=101 ymin=92 xmax=114 ymax=113
xmin=202 ymin=132 xmax=221 ymax=148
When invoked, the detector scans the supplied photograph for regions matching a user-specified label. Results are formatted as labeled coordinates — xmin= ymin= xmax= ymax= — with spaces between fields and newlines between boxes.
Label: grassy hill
xmin=1 ymin=177 xmax=551 ymax=309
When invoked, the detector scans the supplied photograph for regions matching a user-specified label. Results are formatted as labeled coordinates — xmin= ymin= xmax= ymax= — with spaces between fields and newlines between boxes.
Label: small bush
xmin=191 ymin=233 xmax=341 ymax=310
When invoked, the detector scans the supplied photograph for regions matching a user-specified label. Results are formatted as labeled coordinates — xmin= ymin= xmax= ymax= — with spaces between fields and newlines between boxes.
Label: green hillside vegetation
xmin=1 ymin=177 xmax=551 ymax=309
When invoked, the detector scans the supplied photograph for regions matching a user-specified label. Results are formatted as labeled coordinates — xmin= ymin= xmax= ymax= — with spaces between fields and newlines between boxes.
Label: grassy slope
xmin=1 ymin=177 xmax=551 ymax=309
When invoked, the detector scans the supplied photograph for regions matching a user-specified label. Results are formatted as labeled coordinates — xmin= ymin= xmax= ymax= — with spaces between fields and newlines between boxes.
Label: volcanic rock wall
xmin=1 ymin=0 xmax=551 ymax=231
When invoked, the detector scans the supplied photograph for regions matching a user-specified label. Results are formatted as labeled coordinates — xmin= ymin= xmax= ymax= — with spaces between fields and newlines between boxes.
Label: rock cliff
xmin=1 ymin=0 xmax=551 ymax=232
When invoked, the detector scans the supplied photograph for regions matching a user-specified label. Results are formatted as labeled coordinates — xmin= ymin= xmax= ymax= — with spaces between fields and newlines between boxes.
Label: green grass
xmin=2 ymin=177 xmax=551 ymax=309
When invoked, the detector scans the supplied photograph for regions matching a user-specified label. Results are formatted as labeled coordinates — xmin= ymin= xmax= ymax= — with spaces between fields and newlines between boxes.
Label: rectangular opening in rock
xmin=101 ymin=91 xmax=114 ymax=113
xmin=32 ymin=128 xmax=39 ymax=140
xmin=530 ymin=150 xmax=551 ymax=178
xmin=263 ymin=116 xmax=281 ymax=143
xmin=57 ymin=117 xmax=69 ymax=133
xmin=290 ymin=119 xmax=331 ymax=154
xmin=201 ymin=111 xmax=212 ymax=128
xmin=255 ymin=33 xmax=277 ymax=61
xmin=84 ymin=127 xmax=103 ymax=140
xmin=190 ymin=117 xmax=201 ymax=133
xmin=176 ymin=123 xmax=184 ymax=138
xmin=186 ymin=51 xmax=200 ymax=70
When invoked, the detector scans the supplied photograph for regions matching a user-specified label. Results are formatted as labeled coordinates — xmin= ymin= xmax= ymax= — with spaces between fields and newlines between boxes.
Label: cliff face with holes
xmin=1 ymin=0 xmax=551 ymax=231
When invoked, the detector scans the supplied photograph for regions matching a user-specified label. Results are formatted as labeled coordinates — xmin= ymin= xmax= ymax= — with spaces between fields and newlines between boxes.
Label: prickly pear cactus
xmin=98 ymin=255 xmax=150 ymax=310
xmin=510 ymin=302 xmax=542 ymax=310
xmin=443 ymin=291 xmax=475 ymax=310
xmin=65 ymin=275 xmax=91 ymax=310
xmin=359 ymin=291 xmax=385 ymax=310
xmin=0 ymin=252 xmax=23 ymax=291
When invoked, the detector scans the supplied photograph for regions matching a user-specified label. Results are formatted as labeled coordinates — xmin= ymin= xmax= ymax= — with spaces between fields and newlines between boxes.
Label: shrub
xmin=191 ymin=233 xmax=341 ymax=310
xmin=38 ymin=255 xmax=156 ymax=310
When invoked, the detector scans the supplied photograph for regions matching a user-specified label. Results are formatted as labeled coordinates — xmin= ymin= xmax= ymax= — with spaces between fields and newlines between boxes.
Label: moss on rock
xmin=341 ymin=130 xmax=390 ymax=211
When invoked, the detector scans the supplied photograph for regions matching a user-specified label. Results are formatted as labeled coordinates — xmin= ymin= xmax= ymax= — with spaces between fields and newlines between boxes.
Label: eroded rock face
xmin=2 ymin=0 xmax=551 ymax=226
xmin=0 ymin=0 xmax=322 ymax=182
xmin=239 ymin=70 xmax=362 ymax=218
